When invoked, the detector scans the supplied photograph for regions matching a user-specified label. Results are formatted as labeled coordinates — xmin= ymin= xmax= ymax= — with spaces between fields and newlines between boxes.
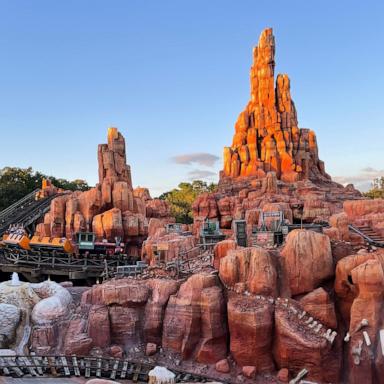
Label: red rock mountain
xmin=222 ymin=28 xmax=328 ymax=184
xmin=193 ymin=28 xmax=361 ymax=233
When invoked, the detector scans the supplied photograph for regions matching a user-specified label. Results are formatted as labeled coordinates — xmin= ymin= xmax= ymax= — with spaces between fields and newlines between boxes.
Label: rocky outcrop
xmin=162 ymin=273 xmax=227 ymax=363
xmin=192 ymin=28 xmax=361 ymax=236
xmin=219 ymin=247 xmax=278 ymax=297
xmin=280 ymin=230 xmax=333 ymax=295
xmin=222 ymin=28 xmax=328 ymax=183
xmin=228 ymin=295 xmax=274 ymax=371
xmin=213 ymin=239 xmax=237 ymax=270
xmin=273 ymin=299 xmax=341 ymax=383
xmin=333 ymin=250 xmax=384 ymax=383
xmin=299 ymin=287 xmax=337 ymax=329
xmin=142 ymin=220 xmax=198 ymax=265
xmin=34 ymin=128 xmax=172 ymax=256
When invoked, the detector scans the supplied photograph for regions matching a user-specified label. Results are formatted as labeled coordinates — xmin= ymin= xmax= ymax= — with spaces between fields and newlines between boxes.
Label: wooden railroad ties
xmin=0 ymin=355 xmax=226 ymax=383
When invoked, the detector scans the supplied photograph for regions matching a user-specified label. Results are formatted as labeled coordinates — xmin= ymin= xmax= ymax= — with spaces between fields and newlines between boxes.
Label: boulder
xmin=219 ymin=247 xmax=278 ymax=296
xmin=280 ymin=229 xmax=333 ymax=295
xmin=299 ymin=287 xmax=337 ymax=329
xmin=215 ymin=358 xmax=230 ymax=373
xmin=213 ymin=239 xmax=237 ymax=270
xmin=146 ymin=342 xmax=157 ymax=356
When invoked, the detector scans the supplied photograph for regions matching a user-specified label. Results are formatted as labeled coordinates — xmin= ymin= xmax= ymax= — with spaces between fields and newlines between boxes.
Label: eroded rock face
xmin=213 ymin=239 xmax=237 ymax=270
xmin=192 ymin=28 xmax=361 ymax=236
xmin=219 ymin=247 xmax=278 ymax=297
xmin=222 ymin=28 xmax=328 ymax=183
xmin=162 ymin=273 xmax=227 ymax=363
xmin=281 ymin=229 xmax=333 ymax=295
xmin=273 ymin=299 xmax=341 ymax=383
xmin=228 ymin=295 xmax=274 ymax=372
xmin=142 ymin=219 xmax=198 ymax=265
xmin=299 ymin=287 xmax=337 ymax=329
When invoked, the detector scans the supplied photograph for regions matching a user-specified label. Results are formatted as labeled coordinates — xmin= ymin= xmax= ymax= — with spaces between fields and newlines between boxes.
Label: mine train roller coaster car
xmin=2 ymin=231 xmax=31 ymax=250
xmin=29 ymin=235 xmax=74 ymax=253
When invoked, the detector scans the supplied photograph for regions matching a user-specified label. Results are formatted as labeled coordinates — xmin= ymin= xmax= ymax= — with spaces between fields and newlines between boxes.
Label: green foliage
xmin=159 ymin=180 xmax=217 ymax=224
xmin=363 ymin=177 xmax=384 ymax=199
xmin=0 ymin=167 xmax=90 ymax=212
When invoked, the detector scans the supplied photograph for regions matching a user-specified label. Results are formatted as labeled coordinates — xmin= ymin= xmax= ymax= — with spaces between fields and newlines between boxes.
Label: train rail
xmin=349 ymin=224 xmax=384 ymax=247
xmin=0 ymin=191 xmax=62 ymax=237
xmin=0 ymin=354 xmax=226 ymax=383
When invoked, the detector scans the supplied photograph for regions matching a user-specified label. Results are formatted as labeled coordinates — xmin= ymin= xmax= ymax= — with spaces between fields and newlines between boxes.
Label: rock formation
xmin=34 ymin=128 xmax=172 ymax=255
xmin=193 ymin=28 xmax=361 ymax=233
xmin=6 ymin=27 xmax=384 ymax=384
xmin=222 ymin=28 xmax=328 ymax=183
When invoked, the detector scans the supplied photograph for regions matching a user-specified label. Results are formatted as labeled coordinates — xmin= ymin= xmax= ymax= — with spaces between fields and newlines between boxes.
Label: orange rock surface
xmin=228 ymin=295 xmax=274 ymax=371
xmin=219 ymin=247 xmax=278 ymax=297
xmin=162 ymin=273 xmax=227 ymax=363
xmin=192 ymin=29 xmax=361 ymax=235
xmin=280 ymin=229 xmax=333 ymax=295
xmin=34 ymin=128 xmax=172 ymax=249
xmin=222 ymin=28 xmax=328 ymax=183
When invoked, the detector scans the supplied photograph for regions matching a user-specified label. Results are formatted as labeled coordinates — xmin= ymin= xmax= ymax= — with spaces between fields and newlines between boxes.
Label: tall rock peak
xmin=98 ymin=127 xmax=132 ymax=188
xmin=222 ymin=28 xmax=329 ymax=184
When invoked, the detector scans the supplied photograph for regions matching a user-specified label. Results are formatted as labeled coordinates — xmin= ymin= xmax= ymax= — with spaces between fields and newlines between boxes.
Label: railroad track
xmin=349 ymin=224 xmax=384 ymax=247
xmin=0 ymin=191 xmax=62 ymax=237
xmin=0 ymin=355 xmax=224 ymax=383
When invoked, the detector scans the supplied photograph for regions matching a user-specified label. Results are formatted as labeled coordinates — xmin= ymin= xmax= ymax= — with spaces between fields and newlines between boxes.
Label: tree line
xmin=0 ymin=167 xmax=90 ymax=212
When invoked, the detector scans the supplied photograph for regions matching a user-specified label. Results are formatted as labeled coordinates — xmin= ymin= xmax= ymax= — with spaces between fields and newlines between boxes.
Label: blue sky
xmin=1 ymin=0 xmax=383 ymax=196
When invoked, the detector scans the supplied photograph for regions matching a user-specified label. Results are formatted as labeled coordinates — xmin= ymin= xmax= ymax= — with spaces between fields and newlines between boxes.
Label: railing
xmin=0 ymin=193 xmax=62 ymax=236
xmin=0 ymin=189 xmax=40 ymax=222
xmin=349 ymin=224 xmax=384 ymax=247
xmin=0 ymin=248 xmax=137 ymax=280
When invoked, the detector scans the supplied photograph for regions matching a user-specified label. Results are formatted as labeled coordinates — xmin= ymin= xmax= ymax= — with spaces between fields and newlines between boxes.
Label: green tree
xmin=159 ymin=180 xmax=217 ymax=224
xmin=363 ymin=177 xmax=384 ymax=199
xmin=0 ymin=167 xmax=90 ymax=212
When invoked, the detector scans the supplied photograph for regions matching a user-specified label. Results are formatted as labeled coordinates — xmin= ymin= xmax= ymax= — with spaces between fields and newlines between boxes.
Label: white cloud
xmin=333 ymin=166 xmax=384 ymax=191
xmin=171 ymin=152 xmax=219 ymax=167
xmin=187 ymin=169 xmax=217 ymax=180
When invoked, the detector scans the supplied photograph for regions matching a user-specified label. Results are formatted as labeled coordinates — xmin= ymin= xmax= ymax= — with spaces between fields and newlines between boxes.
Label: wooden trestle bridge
xmin=0 ymin=354 xmax=226 ymax=383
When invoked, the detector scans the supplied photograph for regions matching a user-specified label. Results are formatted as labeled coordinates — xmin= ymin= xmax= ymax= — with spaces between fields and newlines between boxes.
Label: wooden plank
xmin=0 ymin=357 xmax=10 ymax=376
xmin=120 ymin=360 xmax=128 ymax=379
xmin=110 ymin=359 xmax=119 ymax=379
xmin=132 ymin=363 xmax=141 ymax=382
xmin=72 ymin=355 xmax=80 ymax=377
xmin=30 ymin=353 xmax=43 ymax=375
xmin=96 ymin=358 xmax=102 ymax=377
xmin=85 ymin=358 xmax=91 ymax=378
xmin=60 ymin=356 xmax=70 ymax=376
xmin=5 ymin=357 xmax=24 ymax=377
xmin=20 ymin=356 xmax=38 ymax=376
